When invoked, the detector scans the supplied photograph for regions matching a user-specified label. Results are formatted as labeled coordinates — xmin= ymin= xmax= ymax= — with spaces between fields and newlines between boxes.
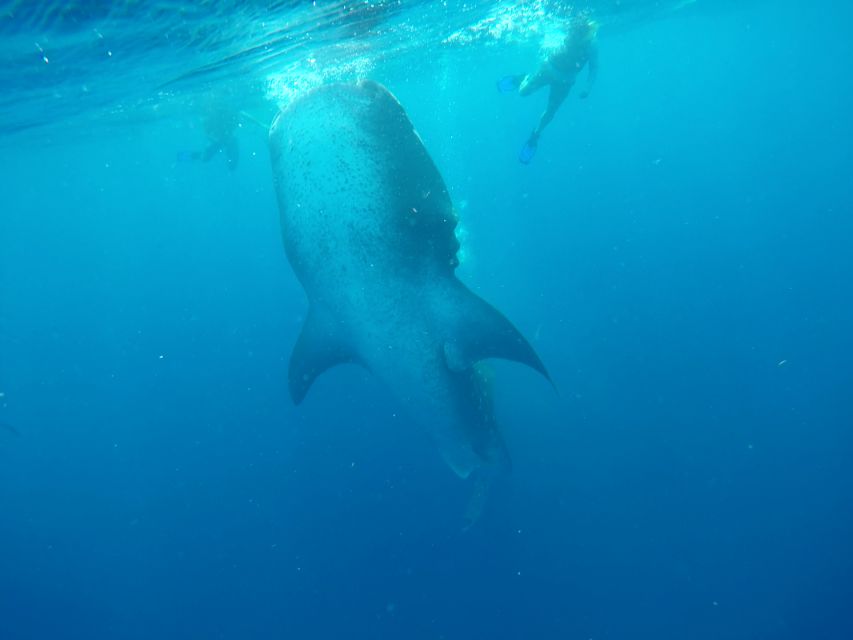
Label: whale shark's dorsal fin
xmin=442 ymin=281 xmax=553 ymax=385
xmin=289 ymin=307 xmax=360 ymax=404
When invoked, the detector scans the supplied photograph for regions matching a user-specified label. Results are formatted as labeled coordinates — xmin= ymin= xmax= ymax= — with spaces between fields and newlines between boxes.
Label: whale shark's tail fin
xmin=461 ymin=424 xmax=511 ymax=531
xmin=462 ymin=472 xmax=493 ymax=532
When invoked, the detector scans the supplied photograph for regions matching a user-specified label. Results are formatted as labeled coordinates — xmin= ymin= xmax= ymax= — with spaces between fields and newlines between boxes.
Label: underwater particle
xmin=0 ymin=391 xmax=5 ymax=398
xmin=777 ymin=359 xmax=788 ymax=366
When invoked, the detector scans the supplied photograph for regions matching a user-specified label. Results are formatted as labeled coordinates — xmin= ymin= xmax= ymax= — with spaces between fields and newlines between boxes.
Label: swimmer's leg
xmin=518 ymin=67 xmax=550 ymax=97
xmin=201 ymin=143 xmax=221 ymax=163
xmin=519 ymin=82 xmax=572 ymax=164
xmin=533 ymin=81 xmax=572 ymax=137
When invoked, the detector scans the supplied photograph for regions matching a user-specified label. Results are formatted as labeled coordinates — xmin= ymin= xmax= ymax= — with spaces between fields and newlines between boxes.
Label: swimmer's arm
xmin=579 ymin=44 xmax=599 ymax=99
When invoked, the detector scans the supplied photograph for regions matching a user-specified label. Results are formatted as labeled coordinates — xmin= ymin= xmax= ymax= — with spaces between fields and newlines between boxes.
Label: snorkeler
xmin=178 ymin=95 xmax=271 ymax=171
xmin=498 ymin=14 xmax=599 ymax=163
xmin=177 ymin=99 xmax=242 ymax=171
xmin=194 ymin=102 xmax=240 ymax=171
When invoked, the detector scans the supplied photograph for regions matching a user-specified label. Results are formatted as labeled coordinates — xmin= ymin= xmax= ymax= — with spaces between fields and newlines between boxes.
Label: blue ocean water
xmin=1 ymin=1 xmax=852 ymax=638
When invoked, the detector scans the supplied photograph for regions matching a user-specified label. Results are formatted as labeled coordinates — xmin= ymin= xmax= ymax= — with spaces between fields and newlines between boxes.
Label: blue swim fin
xmin=176 ymin=150 xmax=195 ymax=163
xmin=518 ymin=137 xmax=538 ymax=164
xmin=497 ymin=75 xmax=521 ymax=93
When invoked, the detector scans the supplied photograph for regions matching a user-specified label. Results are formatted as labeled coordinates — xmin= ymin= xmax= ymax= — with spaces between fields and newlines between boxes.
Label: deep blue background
xmin=2 ymin=2 xmax=852 ymax=638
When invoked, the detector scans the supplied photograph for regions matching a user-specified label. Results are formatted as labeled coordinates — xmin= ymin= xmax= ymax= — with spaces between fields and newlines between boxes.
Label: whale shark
xmin=269 ymin=80 xmax=550 ymax=516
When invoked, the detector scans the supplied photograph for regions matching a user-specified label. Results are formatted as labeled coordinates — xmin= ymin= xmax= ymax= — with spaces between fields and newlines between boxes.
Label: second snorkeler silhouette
xmin=192 ymin=102 xmax=241 ymax=171
xmin=499 ymin=14 xmax=599 ymax=163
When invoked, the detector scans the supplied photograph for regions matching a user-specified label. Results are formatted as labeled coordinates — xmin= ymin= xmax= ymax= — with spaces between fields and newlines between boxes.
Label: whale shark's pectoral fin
xmin=289 ymin=307 xmax=359 ymax=404
xmin=444 ymin=284 xmax=553 ymax=386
